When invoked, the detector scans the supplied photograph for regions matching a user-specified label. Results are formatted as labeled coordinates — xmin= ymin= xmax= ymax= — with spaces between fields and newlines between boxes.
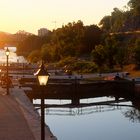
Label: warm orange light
xmin=34 ymin=62 xmax=49 ymax=86
xmin=38 ymin=75 xmax=49 ymax=86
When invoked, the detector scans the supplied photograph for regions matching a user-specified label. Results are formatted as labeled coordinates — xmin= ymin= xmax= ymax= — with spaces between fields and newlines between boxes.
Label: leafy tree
xmin=17 ymin=35 xmax=47 ymax=57
xmin=110 ymin=8 xmax=125 ymax=32
xmin=134 ymin=39 xmax=140 ymax=65
xmin=27 ymin=50 xmax=41 ymax=63
xmin=91 ymin=45 xmax=106 ymax=71
xmin=116 ymin=46 xmax=128 ymax=69
xmin=104 ymin=37 xmax=118 ymax=69
xmin=91 ymin=36 xmax=127 ymax=70
xmin=41 ymin=43 xmax=60 ymax=62
xmin=99 ymin=16 xmax=111 ymax=32
xmin=52 ymin=20 xmax=85 ymax=57
xmin=50 ymin=21 xmax=103 ymax=57
xmin=128 ymin=0 xmax=140 ymax=15
xmin=41 ymin=44 xmax=52 ymax=62
xmin=83 ymin=25 xmax=103 ymax=53
xmin=99 ymin=0 xmax=140 ymax=32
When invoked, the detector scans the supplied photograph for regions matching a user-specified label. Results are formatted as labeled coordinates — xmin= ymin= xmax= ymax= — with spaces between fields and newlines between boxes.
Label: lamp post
xmin=5 ymin=47 xmax=10 ymax=95
xmin=0 ymin=69 xmax=1 ymax=85
xmin=34 ymin=62 xmax=49 ymax=140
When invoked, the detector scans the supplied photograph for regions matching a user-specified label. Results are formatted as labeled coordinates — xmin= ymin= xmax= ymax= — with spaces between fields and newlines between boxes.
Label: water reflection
xmin=123 ymin=108 xmax=140 ymax=123
xmin=34 ymin=97 xmax=135 ymax=116
xmin=33 ymin=96 xmax=140 ymax=140
xmin=0 ymin=47 xmax=27 ymax=63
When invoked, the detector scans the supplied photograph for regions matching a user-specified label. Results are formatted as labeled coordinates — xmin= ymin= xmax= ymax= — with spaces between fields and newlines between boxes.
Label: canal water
xmin=33 ymin=96 xmax=140 ymax=140
xmin=0 ymin=47 xmax=27 ymax=63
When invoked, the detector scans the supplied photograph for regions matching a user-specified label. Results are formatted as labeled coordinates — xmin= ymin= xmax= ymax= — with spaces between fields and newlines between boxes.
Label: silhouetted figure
xmin=114 ymin=73 xmax=121 ymax=80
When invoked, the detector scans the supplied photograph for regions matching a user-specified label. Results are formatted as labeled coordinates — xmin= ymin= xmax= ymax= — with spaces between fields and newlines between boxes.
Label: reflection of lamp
xmin=34 ymin=61 xmax=49 ymax=140
xmin=5 ymin=47 xmax=10 ymax=95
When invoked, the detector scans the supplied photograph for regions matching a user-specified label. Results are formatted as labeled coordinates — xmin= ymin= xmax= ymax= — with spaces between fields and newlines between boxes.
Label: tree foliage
xmin=134 ymin=39 xmax=140 ymax=65
xmin=83 ymin=25 xmax=103 ymax=53
xmin=99 ymin=0 xmax=140 ymax=32
xmin=99 ymin=16 xmax=111 ymax=32
xmin=128 ymin=0 xmax=140 ymax=15
xmin=91 ymin=35 xmax=128 ymax=70
xmin=15 ymin=0 xmax=140 ymax=72
xmin=16 ymin=35 xmax=48 ymax=56
xmin=27 ymin=50 xmax=41 ymax=63
xmin=18 ymin=20 xmax=103 ymax=63
xmin=91 ymin=45 xmax=106 ymax=69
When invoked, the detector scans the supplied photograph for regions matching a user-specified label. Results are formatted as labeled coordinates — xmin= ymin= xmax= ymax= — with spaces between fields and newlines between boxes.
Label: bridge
xmin=24 ymin=79 xmax=135 ymax=105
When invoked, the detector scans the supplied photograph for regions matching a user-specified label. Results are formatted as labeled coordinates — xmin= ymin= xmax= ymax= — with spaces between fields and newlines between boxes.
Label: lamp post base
xmin=41 ymin=97 xmax=45 ymax=140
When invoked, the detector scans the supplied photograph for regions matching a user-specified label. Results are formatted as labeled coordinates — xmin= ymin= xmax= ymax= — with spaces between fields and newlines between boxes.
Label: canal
xmin=3 ymin=46 xmax=140 ymax=139
xmin=33 ymin=96 xmax=140 ymax=140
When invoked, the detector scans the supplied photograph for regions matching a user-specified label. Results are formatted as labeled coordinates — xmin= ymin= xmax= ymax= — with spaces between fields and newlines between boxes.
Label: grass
xmin=123 ymin=64 xmax=140 ymax=78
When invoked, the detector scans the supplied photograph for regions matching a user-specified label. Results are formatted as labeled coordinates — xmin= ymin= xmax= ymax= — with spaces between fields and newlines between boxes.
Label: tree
xmin=116 ymin=46 xmax=128 ymax=69
xmin=134 ymin=39 xmax=140 ymax=65
xmin=99 ymin=16 xmax=111 ymax=32
xmin=99 ymin=0 xmax=140 ymax=32
xmin=99 ymin=7 xmax=127 ymax=32
xmin=41 ymin=44 xmax=52 ymax=62
xmin=83 ymin=25 xmax=103 ymax=53
xmin=91 ymin=45 xmax=106 ymax=71
xmin=17 ymin=35 xmax=47 ymax=57
xmin=51 ymin=20 xmax=85 ymax=57
xmin=41 ymin=43 xmax=60 ymax=62
xmin=128 ymin=0 xmax=140 ymax=15
xmin=110 ymin=8 xmax=125 ymax=32
xmin=27 ymin=50 xmax=41 ymax=63
xmin=104 ymin=37 xmax=118 ymax=69
xmin=91 ymin=36 xmax=126 ymax=71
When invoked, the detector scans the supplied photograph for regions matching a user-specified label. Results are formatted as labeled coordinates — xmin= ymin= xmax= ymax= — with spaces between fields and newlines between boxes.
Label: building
xmin=38 ymin=28 xmax=49 ymax=37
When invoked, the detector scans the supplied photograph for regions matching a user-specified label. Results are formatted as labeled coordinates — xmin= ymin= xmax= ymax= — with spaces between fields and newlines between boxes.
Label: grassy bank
xmin=123 ymin=64 xmax=140 ymax=78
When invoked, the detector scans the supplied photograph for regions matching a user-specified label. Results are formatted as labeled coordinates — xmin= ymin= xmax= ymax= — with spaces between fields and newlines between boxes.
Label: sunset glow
xmin=0 ymin=0 xmax=129 ymax=34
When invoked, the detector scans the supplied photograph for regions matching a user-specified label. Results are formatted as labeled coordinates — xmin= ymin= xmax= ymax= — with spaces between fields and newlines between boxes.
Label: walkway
xmin=0 ymin=88 xmax=35 ymax=140
xmin=0 ymin=86 xmax=57 ymax=140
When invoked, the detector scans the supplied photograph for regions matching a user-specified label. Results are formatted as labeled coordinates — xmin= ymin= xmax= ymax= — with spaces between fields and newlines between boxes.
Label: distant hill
xmin=0 ymin=32 xmax=12 ymax=48
xmin=0 ymin=31 xmax=33 ymax=48
xmin=0 ymin=31 xmax=11 ymax=40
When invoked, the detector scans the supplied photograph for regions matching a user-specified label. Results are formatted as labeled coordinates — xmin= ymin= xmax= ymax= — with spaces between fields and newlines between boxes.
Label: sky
xmin=0 ymin=0 xmax=129 ymax=34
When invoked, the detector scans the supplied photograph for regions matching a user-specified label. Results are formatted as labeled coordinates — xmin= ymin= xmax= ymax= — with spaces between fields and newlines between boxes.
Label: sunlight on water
xmin=33 ymin=99 xmax=71 ymax=105
xmin=0 ymin=47 xmax=27 ymax=63
xmin=80 ymin=97 xmax=115 ymax=103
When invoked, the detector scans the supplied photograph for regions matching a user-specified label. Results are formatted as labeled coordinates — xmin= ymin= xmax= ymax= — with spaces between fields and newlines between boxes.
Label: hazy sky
xmin=0 ymin=0 xmax=129 ymax=34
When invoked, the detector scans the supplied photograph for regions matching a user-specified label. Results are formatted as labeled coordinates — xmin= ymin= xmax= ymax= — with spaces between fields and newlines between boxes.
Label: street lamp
xmin=34 ymin=61 xmax=49 ymax=140
xmin=0 ymin=69 xmax=1 ymax=85
xmin=5 ymin=47 xmax=10 ymax=95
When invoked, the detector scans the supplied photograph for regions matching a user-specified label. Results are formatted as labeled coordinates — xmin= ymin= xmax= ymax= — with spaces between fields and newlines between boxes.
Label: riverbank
xmin=123 ymin=64 xmax=140 ymax=78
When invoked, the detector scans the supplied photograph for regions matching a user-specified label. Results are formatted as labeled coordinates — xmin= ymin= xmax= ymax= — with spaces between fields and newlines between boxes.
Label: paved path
xmin=0 ymin=88 xmax=35 ymax=140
